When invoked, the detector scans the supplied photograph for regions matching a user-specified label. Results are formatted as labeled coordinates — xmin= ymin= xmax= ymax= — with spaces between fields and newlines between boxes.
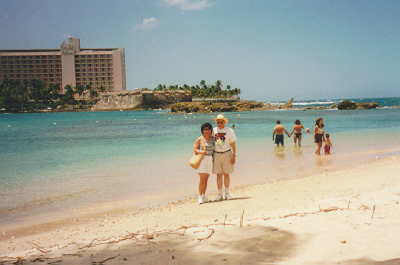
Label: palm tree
xmin=215 ymin=80 xmax=222 ymax=92
xmin=155 ymin=84 xmax=163 ymax=91
xmin=75 ymin=85 xmax=86 ymax=96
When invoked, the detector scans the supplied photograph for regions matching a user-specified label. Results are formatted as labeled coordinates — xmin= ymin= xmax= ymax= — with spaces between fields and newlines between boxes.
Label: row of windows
xmin=75 ymin=66 xmax=112 ymax=69
xmin=75 ymin=54 xmax=112 ymax=58
xmin=76 ymin=69 xmax=113 ymax=73
xmin=77 ymin=83 xmax=113 ymax=88
xmin=1 ymin=65 xmax=61 ymax=69
xmin=4 ymin=73 xmax=61 ymax=78
xmin=76 ymin=72 xmax=112 ymax=76
xmin=76 ymin=81 xmax=113 ymax=85
xmin=0 ymin=60 xmax=61 ymax=64
xmin=75 ymin=59 xmax=112 ymax=63
xmin=0 ymin=55 xmax=60 ymax=60
xmin=1 ymin=68 xmax=112 ymax=74
xmin=0 ymin=54 xmax=112 ymax=62
xmin=1 ymin=69 xmax=61 ymax=73
xmin=76 ymin=64 xmax=112 ymax=68
xmin=0 ymin=76 xmax=61 ymax=82
xmin=77 ymin=77 xmax=113 ymax=81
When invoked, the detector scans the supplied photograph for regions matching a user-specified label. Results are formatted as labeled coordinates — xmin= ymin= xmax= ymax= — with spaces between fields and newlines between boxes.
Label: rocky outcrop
xmin=170 ymin=101 xmax=269 ymax=113
xmin=92 ymin=91 xmax=142 ymax=111
xmin=92 ymin=90 xmax=191 ymax=111
xmin=337 ymin=100 xmax=379 ymax=110
xmin=281 ymin=98 xmax=294 ymax=109
xmin=356 ymin=102 xmax=379 ymax=109
xmin=337 ymin=100 xmax=357 ymax=110
xmin=91 ymin=92 xmax=381 ymax=113
xmin=142 ymin=90 xmax=191 ymax=108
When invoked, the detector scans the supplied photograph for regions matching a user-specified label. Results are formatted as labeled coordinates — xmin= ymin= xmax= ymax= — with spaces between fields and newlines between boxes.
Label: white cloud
xmin=135 ymin=17 xmax=159 ymax=31
xmin=164 ymin=0 xmax=212 ymax=11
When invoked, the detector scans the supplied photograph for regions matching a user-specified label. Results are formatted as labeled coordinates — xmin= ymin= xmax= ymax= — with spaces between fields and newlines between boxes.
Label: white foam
xmin=293 ymin=101 xmax=336 ymax=106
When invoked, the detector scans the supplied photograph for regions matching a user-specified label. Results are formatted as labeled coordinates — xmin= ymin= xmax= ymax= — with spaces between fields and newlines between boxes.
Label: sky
xmin=1 ymin=0 xmax=400 ymax=101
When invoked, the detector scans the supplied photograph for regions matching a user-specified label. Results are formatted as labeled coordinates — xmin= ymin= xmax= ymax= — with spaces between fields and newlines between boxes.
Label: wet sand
xmin=1 ymin=154 xmax=400 ymax=265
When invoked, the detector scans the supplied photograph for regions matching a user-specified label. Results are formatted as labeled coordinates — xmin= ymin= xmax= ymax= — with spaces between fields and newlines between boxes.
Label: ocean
xmin=1 ymin=97 xmax=400 ymax=229
xmin=268 ymin=97 xmax=400 ymax=108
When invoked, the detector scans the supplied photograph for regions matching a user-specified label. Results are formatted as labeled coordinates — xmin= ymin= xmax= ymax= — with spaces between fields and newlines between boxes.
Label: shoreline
xmin=1 ymin=152 xmax=400 ymax=263
xmin=1 ymin=142 xmax=398 ymax=238
xmin=1 ymin=142 xmax=400 ymax=234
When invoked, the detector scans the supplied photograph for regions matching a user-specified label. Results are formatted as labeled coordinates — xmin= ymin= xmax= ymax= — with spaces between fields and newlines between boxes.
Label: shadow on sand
xmin=8 ymin=226 xmax=299 ymax=265
xmin=4 ymin=225 xmax=400 ymax=265
xmin=205 ymin=196 xmax=251 ymax=204
xmin=315 ymin=258 xmax=400 ymax=265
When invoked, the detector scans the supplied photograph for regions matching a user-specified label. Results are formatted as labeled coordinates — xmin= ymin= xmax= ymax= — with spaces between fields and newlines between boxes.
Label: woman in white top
xmin=193 ymin=123 xmax=215 ymax=204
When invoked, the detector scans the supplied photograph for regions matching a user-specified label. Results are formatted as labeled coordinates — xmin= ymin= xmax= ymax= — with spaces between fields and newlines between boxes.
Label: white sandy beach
xmin=1 ymin=154 xmax=400 ymax=265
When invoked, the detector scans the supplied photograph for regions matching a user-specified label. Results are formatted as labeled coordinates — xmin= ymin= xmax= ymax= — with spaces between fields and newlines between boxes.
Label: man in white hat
xmin=213 ymin=114 xmax=237 ymax=200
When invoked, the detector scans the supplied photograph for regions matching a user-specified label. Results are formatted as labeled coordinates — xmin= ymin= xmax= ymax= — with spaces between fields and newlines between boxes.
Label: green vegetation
xmin=0 ymin=78 xmax=103 ymax=112
xmin=154 ymin=80 xmax=241 ymax=98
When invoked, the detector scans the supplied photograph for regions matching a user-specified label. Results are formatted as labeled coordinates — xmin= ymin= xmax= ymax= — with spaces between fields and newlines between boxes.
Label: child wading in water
xmin=289 ymin=120 xmax=305 ymax=148
xmin=324 ymin=133 xmax=332 ymax=155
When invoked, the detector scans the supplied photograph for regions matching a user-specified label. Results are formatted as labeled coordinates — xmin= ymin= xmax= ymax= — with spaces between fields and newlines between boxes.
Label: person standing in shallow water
xmin=213 ymin=114 xmax=237 ymax=201
xmin=314 ymin=118 xmax=326 ymax=155
xmin=324 ymin=133 xmax=332 ymax=155
xmin=290 ymin=120 xmax=305 ymax=147
xmin=272 ymin=120 xmax=290 ymax=148
xmin=193 ymin=123 xmax=215 ymax=204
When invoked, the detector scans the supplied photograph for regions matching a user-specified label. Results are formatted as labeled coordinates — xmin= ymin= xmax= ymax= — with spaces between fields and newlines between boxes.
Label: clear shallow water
xmin=1 ymin=101 xmax=400 ymax=227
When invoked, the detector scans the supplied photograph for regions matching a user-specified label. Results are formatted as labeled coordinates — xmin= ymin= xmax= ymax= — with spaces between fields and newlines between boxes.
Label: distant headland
xmin=0 ymin=79 xmax=391 ymax=113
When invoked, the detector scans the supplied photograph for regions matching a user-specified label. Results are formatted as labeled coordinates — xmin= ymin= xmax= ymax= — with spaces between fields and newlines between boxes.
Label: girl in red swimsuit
xmin=324 ymin=133 xmax=332 ymax=155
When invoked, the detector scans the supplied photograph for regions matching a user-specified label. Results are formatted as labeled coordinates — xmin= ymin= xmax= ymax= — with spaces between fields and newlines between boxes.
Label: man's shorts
xmin=213 ymin=150 xmax=234 ymax=174
xmin=275 ymin=134 xmax=284 ymax=145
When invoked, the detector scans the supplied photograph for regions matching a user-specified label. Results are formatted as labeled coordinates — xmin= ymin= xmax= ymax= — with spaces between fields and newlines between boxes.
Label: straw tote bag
xmin=189 ymin=136 xmax=206 ymax=169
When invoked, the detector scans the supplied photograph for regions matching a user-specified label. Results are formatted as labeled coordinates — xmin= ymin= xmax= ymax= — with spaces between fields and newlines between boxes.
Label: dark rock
xmin=337 ymin=100 xmax=379 ymax=110
xmin=356 ymin=102 xmax=379 ymax=109
xmin=337 ymin=100 xmax=357 ymax=110
xmin=169 ymin=100 xmax=268 ymax=113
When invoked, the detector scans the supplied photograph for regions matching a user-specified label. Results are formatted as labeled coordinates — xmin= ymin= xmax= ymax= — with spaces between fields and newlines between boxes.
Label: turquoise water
xmin=1 ymin=98 xmax=400 ymax=227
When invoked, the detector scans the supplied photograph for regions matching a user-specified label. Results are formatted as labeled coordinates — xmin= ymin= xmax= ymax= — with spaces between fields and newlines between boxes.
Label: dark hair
xmin=326 ymin=133 xmax=330 ymax=138
xmin=315 ymin=117 xmax=324 ymax=127
xmin=201 ymin=122 xmax=213 ymax=134
xmin=295 ymin=120 xmax=301 ymax=125
xmin=276 ymin=120 xmax=281 ymax=124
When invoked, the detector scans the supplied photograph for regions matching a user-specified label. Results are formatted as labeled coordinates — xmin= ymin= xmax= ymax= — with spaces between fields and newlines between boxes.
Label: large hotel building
xmin=0 ymin=37 xmax=126 ymax=92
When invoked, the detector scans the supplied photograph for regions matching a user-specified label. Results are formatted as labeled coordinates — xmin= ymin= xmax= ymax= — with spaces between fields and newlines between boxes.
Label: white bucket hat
xmin=214 ymin=114 xmax=229 ymax=124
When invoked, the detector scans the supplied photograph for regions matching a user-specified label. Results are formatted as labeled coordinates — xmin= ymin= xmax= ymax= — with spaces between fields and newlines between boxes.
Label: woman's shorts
xmin=213 ymin=151 xmax=234 ymax=174
xmin=197 ymin=155 xmax=213 ymax=175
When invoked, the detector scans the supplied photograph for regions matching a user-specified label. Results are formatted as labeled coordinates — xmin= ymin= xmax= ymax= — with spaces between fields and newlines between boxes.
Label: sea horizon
xmin=265 ymin=96 xmax=400 ymax=107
